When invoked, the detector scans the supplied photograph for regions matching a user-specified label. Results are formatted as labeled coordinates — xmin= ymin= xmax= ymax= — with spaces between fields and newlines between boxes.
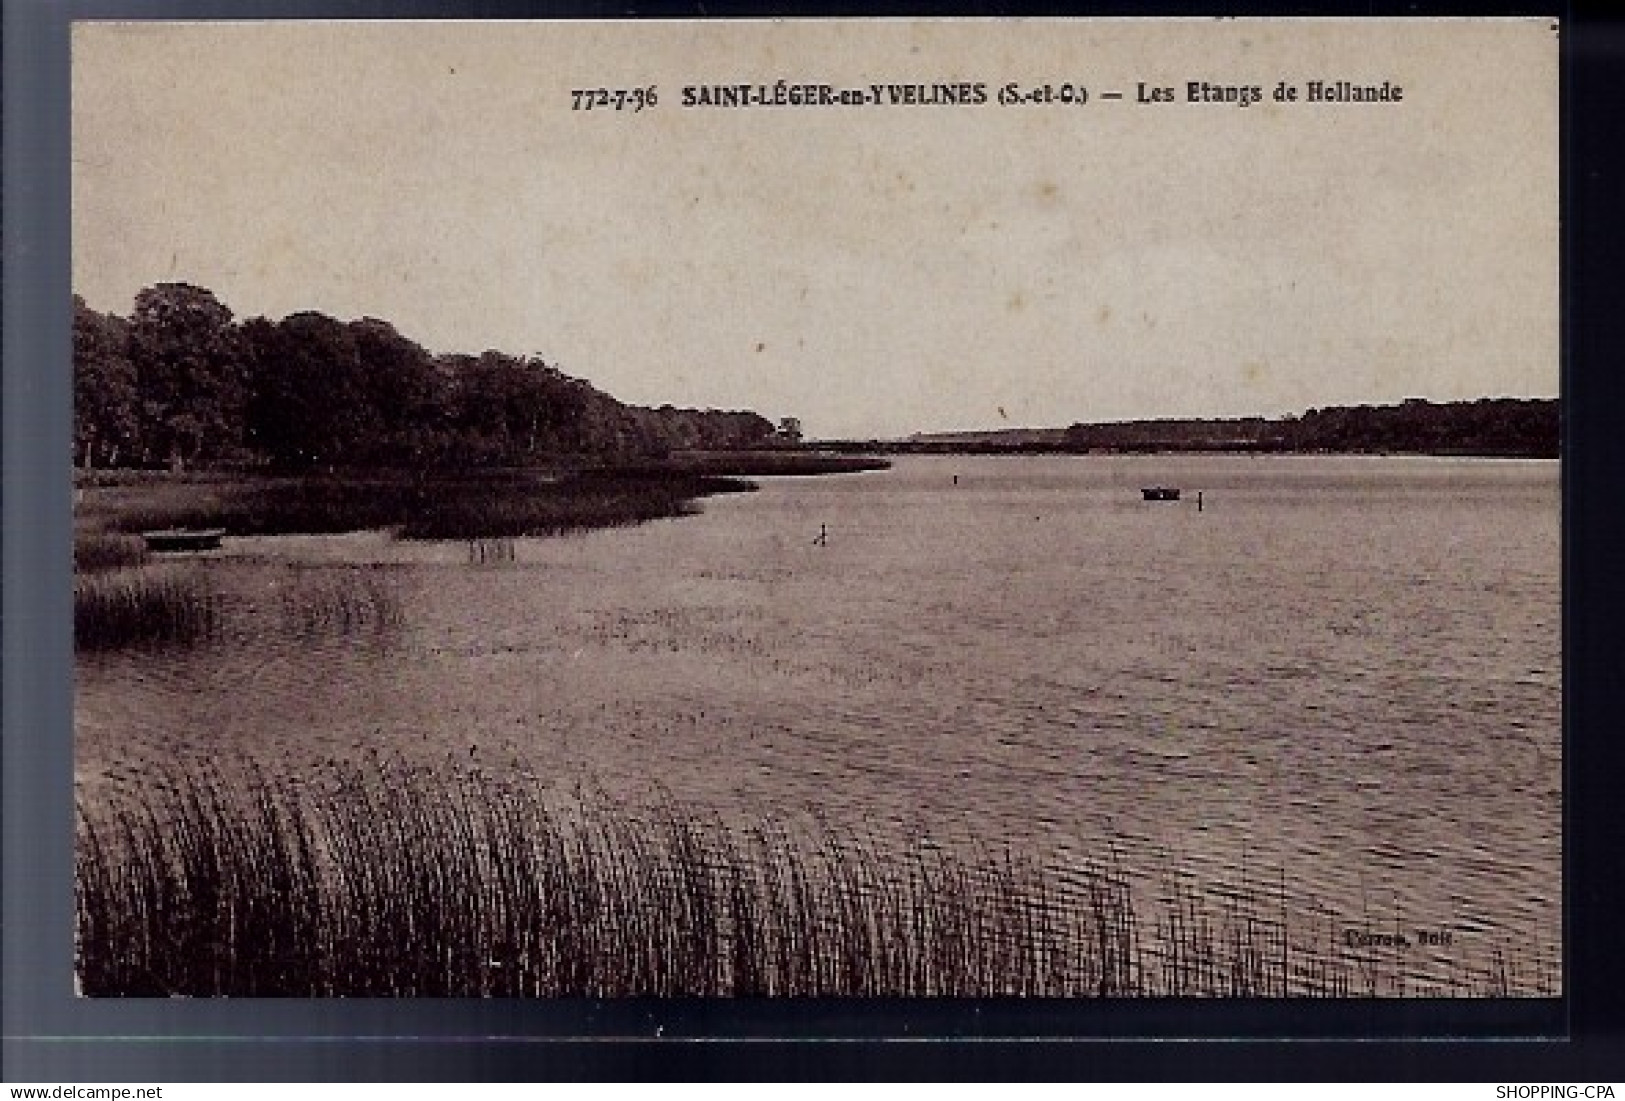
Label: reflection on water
xmin=77 ymin=455 xmax=1561 ymax=993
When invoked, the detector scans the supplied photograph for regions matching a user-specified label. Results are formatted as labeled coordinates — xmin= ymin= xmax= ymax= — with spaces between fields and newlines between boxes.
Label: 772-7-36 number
xmin=571 ymin=87 xmax=659 ymax=112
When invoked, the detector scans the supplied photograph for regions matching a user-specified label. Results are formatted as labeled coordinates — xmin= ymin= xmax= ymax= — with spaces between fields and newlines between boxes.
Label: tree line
xmin=74 ymin=283 xmax=785 ymax=472
xmin=1062 ymin=397 xmax=1558 ymax=458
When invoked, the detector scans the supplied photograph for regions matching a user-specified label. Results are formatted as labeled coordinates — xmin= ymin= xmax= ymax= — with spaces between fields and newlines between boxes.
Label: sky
xmin=72 ymin=19 xmax=1559 ymax=440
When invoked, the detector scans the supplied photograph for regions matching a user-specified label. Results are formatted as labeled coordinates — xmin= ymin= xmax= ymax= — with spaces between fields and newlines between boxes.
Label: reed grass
xmin=74 ymin=568 xmax=220 ymax=651
xmin=103 ymin=471 xmax=757 ymax=542
xmin=397 ymin=473 xmax=755 ymax=539
xmin=276 ymin=567 xmax=405 ymax=638
xmin=74 ymin=759 xmax=1542 ymax=998
xmin=73 ymin=533 xmax=149 ymax=575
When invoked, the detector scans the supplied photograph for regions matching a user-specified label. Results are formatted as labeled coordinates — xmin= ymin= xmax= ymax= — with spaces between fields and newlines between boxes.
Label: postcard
xmin=71 ymin=17 xmax=1559 ymax=998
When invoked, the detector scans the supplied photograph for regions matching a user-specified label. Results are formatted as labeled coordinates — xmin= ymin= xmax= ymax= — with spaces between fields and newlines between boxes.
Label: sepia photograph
xmin=70 ymin=18 xmax=1559 ymax=999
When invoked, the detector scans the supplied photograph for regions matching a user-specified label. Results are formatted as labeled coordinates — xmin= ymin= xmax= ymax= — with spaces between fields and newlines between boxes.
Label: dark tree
xmin=128 ymin=283 xmax=246 ymax=470
xmin=73 ymin=296 xmax=141 ymax=468
xmin=243 ymin=312 xmax=379 ymax=470
xmin=347 ymin=318 xmax=443 ymax=465
xmin=79 ymin=282 xmax=801 ymax=471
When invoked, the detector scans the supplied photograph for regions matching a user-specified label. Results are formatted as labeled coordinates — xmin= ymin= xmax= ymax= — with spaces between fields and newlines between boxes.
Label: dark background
xmin=7 ymin=0 xmax=1622 ymax=1082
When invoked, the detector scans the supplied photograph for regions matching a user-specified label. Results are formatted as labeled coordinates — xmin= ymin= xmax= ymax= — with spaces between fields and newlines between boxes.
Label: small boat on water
xmin=141 ymin=528 xmax=226 ymax=552
xmin=1140 ymin=487 xmax=1181 ymax=501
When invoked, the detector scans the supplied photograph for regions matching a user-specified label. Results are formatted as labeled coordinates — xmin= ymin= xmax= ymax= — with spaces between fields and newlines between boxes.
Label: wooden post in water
xmin=1197 ymin=491 xmax=1204 ymax=512
xmin=814 ymin=523 xmax=828 ymax=547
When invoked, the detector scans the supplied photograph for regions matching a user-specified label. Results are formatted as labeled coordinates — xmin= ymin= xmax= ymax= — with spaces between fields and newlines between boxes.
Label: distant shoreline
xmin=822 ymin=397 xmax=1559 ymax=460
xmin=819 ymin=442 xmax=1559 ymax=460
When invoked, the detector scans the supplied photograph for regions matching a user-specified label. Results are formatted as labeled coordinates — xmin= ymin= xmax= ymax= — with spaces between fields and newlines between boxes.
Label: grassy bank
xmin=396 ymin=472 xmax=756 ymax=540
xmin=73 ymin=460 xmax=888 ymax=543
xmin=75 ymin=759 xmax=1542 ymax=997
xmin=74 ymin=471 xmax=753 ymax=541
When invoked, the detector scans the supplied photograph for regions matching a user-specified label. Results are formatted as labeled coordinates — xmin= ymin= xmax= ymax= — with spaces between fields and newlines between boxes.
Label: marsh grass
xmin=275 ymin=567 xmax=405 ymax=638
xmin=73 ymin=533 xmax=149 ymax=575
xmin=102 ymin=471 xmax=758 ymax=542
xmin=74 ymin=758 xmax=1542 ymax=998
xmin=74 ymin=568 xmax=220 ymax=651
xmin=398 ymin=473 xmax=755 ymax=540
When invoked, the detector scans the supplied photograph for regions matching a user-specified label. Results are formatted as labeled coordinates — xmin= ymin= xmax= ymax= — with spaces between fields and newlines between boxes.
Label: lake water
xmin=76 ymin=454 xmax=1561 ymax=994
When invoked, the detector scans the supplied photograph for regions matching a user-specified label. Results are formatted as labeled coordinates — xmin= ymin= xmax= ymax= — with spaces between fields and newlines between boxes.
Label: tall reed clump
xmin=74 ymin=759 xmax=1541 ymax=998
xmin=74 ymin=533 xmax=149 ymax=575
xmin=74 ymin=568 xmax=220 ymax=651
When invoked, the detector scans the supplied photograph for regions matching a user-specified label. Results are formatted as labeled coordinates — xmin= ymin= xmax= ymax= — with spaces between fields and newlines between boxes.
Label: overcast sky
xmin=73 ymin=19 xmax=1558 ymax=439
